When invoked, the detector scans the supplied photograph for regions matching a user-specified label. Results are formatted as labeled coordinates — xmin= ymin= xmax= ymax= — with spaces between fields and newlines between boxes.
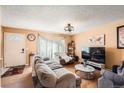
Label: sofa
xmin=59 ymin=53 xmax=75 ymax=65
xmin=32 ymin=55 xmax=81 ymax=88
xmin=98 ymin=70 xmax=124 ymax=88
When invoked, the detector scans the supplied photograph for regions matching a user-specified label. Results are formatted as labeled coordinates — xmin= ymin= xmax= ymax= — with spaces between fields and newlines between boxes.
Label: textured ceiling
xmin=1 ymin=5 xmax=124 ymax=35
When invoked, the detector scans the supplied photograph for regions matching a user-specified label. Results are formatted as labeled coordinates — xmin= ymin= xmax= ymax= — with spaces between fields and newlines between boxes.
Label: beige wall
xmin=73 ymin=20 xmax=124 ymax=69
xmin=0 ymin=7 xmax=1 ymax=57
xmin=0 ymin=6 xmax=2 ymax=67
xmin=3 ymin=19 xmax=124 ymax=69
xmin=0 ymin=6 xmax=1 ymax=87
xmin=2 ymin=26 xmax=72 ymax=66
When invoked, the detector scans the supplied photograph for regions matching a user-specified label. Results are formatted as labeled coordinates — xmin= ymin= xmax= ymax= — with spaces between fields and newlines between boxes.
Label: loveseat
xmin=98 ymin=70 xmax=124 ymax=88
xmin=32 ymin=55 xmax=81 ymax=88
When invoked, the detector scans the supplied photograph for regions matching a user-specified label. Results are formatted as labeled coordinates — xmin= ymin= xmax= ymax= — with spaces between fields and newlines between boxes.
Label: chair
xmin=98 ymin=70 xmax=124 ymax=88
xmin=59 ymin=53 xmax=75 ymax=65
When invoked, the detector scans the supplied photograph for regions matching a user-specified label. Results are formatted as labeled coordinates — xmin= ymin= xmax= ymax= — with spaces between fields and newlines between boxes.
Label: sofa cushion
xmin=36 ymin=63 xmax=57 ymax=88
xmin=53 ymin=68 xmax=74 ymax=80
xmin=53 ymin=68 xmax=76 ymax=88
xmin=47 ymin=62 xmax=63 ymax=70
xmin=102 ymin=70 xmax=114 ymax=80
xmin=113 ymin=74 xmax=124 ymax=85
xmin=98 ymin=76 xmax=114 ymax=88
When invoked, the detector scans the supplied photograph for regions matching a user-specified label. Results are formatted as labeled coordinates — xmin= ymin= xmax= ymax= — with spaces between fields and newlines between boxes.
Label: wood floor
xmin=64 ymin=63 xmax=100 ymax=88
xmin=1 ymin=66 xmax=33 ymax=88
xmin=1 ymin=63 xmax=100 ymax=88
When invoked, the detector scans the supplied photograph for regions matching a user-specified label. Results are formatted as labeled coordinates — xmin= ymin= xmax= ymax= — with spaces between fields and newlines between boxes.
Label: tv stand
xmin=86 ymin=61 xmax=105 ymax=70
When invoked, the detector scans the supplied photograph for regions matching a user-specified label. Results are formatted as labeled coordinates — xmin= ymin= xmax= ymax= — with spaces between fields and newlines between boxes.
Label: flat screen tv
xmin=81 ymin=47 xmax=105 ymax=64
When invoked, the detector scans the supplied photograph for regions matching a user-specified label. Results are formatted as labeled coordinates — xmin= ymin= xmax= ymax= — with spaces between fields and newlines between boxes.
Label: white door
xmin=4 ymin=32 xmax=26 ymax=67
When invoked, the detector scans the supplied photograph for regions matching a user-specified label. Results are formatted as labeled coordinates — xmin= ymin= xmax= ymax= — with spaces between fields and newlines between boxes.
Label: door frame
xmin=3 ymin=32 xmax=27 ymax=67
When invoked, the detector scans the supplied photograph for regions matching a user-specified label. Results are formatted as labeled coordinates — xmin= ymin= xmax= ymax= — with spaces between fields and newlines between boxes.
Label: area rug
xmin=1 ymin=65 xmax=25 ymax=77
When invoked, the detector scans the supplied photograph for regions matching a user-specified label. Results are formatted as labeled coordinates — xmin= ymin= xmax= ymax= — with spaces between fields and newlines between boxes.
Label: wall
xmin=2 ymin=26 xmax=72 ymax=66
xmin=73 ymin=20 xmax=124 ymax=69
xmin=3 ymin=20 xmax=124 ymax=69
xmin=0 ymin=6 xmax=1 ymax=87
xmin=0 ymin=6 xmax=2 ymax=68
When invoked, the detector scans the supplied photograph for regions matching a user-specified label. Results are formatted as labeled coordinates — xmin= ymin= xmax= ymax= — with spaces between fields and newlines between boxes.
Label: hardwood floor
xmin=64 ymin=63 xmax=100 ymax=88
xmin=1 ymin=63 xmax=100 ymax=88
xmin=1 ymin=66 xmax=33 ymax=88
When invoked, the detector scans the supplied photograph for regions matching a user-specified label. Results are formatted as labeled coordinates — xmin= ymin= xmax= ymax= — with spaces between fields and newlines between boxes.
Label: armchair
xmin=59 ymin=53 xmax=75 ymax=65
xmin=98 ymin=70 xmax=124 ymax=88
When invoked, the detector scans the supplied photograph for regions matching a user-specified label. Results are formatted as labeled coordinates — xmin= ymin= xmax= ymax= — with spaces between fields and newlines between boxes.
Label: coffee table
xmin=75 ymin=64 xmax=95 ymax=80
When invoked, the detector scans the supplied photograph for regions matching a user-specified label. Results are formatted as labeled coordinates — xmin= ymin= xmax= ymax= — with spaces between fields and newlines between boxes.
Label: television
xmin=81 ymin=47 xmax=105 ymax=64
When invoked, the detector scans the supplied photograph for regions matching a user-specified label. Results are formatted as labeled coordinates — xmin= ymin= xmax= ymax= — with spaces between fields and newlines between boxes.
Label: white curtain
xmin=37 ymin=35 xmax=66 ymax=59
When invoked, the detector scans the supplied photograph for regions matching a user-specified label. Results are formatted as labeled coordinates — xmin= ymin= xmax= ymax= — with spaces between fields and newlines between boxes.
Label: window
xmin=37 ymin=36 xmax=66 ymax=59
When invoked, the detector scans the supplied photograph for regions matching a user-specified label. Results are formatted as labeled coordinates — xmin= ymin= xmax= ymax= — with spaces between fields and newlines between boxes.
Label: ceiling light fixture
xmin=64 ymin=23 xmax=74 ymax=32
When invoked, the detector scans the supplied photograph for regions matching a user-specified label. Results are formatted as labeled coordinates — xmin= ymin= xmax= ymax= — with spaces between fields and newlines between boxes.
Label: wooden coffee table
xmin=75 ymin=64 xmax=96 ymax=80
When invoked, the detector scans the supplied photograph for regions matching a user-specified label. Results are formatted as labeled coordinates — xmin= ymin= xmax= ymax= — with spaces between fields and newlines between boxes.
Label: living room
xmin=0 ymin=5 xmax=124 ymax=88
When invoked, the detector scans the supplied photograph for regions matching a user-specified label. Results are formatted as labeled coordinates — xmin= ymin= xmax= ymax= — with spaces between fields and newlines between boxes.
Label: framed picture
xmin=89 ymin=34 xmax=105 ymax=46
xmin=117 ymin=25 xmax=124 ymax=49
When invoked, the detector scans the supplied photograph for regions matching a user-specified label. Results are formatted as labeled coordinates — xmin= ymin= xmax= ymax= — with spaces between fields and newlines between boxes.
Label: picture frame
xmin=89 ymin=34 xmax=105 ymax=46
xmin=117 ymin=25 xmax=124 ymax=49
